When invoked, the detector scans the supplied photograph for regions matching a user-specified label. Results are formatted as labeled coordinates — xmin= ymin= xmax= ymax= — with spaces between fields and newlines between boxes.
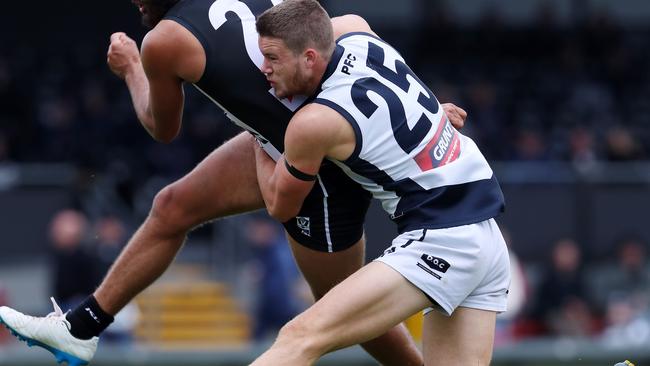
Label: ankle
xmin=66 ymin=296 xmax=114 ymax=340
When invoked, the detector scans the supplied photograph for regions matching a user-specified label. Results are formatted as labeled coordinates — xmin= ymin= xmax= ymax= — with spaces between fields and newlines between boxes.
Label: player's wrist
xmin=123 ymin=60 xmax=144 ymax=82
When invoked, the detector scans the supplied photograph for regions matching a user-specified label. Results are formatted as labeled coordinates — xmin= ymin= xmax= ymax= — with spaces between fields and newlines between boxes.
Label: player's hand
xmin=253 ymin=138 xmax=273 ymax=163
xmin=107 ymin=32 xmax=141 ymax=79
xmin=442 ymin=103 xmax=468 ymax=130
xmin=252 ymin=135 xmax=278 ymax=186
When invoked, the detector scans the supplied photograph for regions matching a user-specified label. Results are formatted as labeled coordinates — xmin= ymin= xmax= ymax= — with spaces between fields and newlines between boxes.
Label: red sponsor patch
xmin=414 ymin=115 xmax=461 ymax=171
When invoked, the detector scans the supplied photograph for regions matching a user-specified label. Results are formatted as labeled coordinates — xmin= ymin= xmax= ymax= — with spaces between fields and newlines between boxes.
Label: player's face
xmin=259 ymin=37 xmax=307 ymax=99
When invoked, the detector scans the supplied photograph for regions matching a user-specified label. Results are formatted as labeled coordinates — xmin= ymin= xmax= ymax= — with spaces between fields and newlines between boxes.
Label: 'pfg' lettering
xmin=341 ymin=53 xmax=357 ymax=75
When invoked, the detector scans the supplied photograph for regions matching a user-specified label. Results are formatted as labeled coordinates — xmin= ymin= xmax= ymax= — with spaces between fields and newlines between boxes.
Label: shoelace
xmin=45 ymin=297 xmax=65 ymax=319
xmin=29 ymin=297 xmax=71 ymax=334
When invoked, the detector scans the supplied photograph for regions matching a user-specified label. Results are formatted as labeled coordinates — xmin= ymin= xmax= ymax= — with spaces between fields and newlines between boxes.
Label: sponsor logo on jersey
xmin=296 ymin=216 xmax=311 ymax=237
xmin=414 ymin=115 xmax=461 ymax=171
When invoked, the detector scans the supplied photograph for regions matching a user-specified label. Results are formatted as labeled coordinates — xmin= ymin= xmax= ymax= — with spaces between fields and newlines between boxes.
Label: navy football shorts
xmin=283 ymin=160 xmax=371 ymax=252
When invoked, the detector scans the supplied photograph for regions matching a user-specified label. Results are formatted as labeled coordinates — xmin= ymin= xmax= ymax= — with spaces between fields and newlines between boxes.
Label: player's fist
xmin=107 ymin=32 xmax=140 ymax=79
xmin=442 ymin=103 xmax=468 ymax=130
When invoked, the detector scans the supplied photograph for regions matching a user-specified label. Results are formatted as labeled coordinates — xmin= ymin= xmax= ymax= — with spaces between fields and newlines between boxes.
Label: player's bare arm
xmin=107 ymin=29 xmax=181 ymax=142
xmin=107 ymin=32 xmax=155 ymax=130
xmin=107 ymin=21 xmax=204 ymax=143
xmin=255 ymin=103 xmax=354 ymax=222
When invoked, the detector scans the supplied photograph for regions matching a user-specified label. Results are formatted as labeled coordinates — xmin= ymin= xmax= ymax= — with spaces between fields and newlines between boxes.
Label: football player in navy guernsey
xmin=0 ymin=0 xmax=469 ymax=365
xmin=250 ymin=1 xmax=510 ymax=365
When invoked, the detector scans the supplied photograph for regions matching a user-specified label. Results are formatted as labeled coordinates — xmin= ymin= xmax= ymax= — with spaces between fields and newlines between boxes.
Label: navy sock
xmin=66 ymin=296 xmax=114 ymax=340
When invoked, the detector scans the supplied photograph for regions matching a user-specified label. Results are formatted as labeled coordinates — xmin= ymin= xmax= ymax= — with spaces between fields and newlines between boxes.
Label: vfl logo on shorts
xmin=416 ymin=254 xmax=451 ymax=280
xmin=296 ymin=216 xmax=311 ymax=237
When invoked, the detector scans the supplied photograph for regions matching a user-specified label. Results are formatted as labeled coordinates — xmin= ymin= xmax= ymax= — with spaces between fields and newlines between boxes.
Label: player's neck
xmin=305 ymin=55 xmax=330 ymax=95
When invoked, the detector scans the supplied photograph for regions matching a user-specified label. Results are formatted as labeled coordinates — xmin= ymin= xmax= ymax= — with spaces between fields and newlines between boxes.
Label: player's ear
xmin=303 ymin=48 xmax=318 ymax=67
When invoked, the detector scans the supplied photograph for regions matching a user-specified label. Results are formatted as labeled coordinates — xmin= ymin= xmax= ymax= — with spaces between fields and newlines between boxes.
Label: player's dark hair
xmin=134 ymin=0 xmax=181 ymax=28
xmin=256 ymin=0 xmax=334 ymax=57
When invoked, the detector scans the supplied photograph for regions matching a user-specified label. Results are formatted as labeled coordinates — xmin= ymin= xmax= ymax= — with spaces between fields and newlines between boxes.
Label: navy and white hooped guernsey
xmin=314 ymin=32 xmax=505 ymax=233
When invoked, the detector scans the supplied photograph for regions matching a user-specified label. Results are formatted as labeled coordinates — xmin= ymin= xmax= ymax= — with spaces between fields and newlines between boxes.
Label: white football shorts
xmin=375 ymin=218 xmax=510 ymax=316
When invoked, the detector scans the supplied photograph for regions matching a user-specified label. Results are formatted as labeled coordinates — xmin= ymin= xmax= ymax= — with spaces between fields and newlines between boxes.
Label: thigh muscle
xmin=163 ymin=132 xmax=264 ymax=228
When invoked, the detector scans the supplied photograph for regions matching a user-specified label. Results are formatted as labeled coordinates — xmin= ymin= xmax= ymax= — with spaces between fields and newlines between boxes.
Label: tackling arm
xmin=255 ymin=104 xmax=354 ymax=222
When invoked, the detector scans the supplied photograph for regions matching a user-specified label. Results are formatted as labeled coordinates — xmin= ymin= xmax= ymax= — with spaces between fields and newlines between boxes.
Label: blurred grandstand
xmin=1 ymin=0 xmax=650 ymax=364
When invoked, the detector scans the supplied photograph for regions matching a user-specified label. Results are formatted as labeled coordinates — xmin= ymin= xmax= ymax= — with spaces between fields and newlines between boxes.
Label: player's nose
xmin=260 ymin=60 xmax=272 ymax=76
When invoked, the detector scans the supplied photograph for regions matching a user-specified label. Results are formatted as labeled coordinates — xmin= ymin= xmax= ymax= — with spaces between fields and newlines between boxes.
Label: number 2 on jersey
xmin=208 ymin=0 xmax=304 ymax=111
xmin=208 ymin=0 xmax=267 ymax=68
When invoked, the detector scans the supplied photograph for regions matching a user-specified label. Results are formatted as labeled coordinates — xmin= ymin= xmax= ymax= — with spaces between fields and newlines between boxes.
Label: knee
xmin=275 ymin=316 xmax=329 ymax=357
xmin=276 ymin=318 xmax=310 ymax=344
xmin=149 ymin=184 xmax=191 ymax=234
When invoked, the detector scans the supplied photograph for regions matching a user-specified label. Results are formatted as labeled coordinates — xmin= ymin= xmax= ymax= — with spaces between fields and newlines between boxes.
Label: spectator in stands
xmin=600 ymin=296 xmax=650 ymax=349
xmin=511 ymin=128 xmax=550 ymax=161
xmin=605 ymin=127 xmax=645 ymax=161
xmin=607 ymin=237 xmax=650 ymax=299
xmin=49 ymin=209 xmax=96 ymax=311
xmin=531 ymin=238 xmax=596 ymax=337
xmin=568 ymin=126 xmax=598 ymax=166
xmin=592 ymin=236 xmax=650 ymax=347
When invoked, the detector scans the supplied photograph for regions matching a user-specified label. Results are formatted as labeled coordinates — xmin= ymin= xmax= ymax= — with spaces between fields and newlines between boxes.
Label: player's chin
xmin=274 ymin=89 xmax=287 ymax=99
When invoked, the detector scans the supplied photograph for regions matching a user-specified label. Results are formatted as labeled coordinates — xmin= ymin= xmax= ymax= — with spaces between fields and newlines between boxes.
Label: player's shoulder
xmin=331 ymin=14 xmax=378 ymax=40
xmin=142 ymin=20 xmax=205 ymax=80
xmin=288 ymin=104 xmax=347 ymax=144
xmin=142 ymin=20 xmax=187 ymax=53
xmin=292 ymin=103 xmax=340 ymax=130
xmin=288 ymin=102 xmax=356 ymax=160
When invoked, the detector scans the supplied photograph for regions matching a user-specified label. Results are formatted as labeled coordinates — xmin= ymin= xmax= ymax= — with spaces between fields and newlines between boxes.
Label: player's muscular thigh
xmin=152 ymin=132 xmax=265 ymax=230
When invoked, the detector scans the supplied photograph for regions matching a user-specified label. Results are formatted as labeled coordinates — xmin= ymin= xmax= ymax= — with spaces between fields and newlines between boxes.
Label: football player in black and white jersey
xmin=251 ymin=1 xmax=510 ymax=365
xmin=0 ymin=0 xmax=469 ymax=365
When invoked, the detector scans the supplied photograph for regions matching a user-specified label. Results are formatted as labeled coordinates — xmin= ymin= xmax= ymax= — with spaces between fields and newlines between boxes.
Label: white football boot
xmin=0 ymin=297 xmax=98 ymax=366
